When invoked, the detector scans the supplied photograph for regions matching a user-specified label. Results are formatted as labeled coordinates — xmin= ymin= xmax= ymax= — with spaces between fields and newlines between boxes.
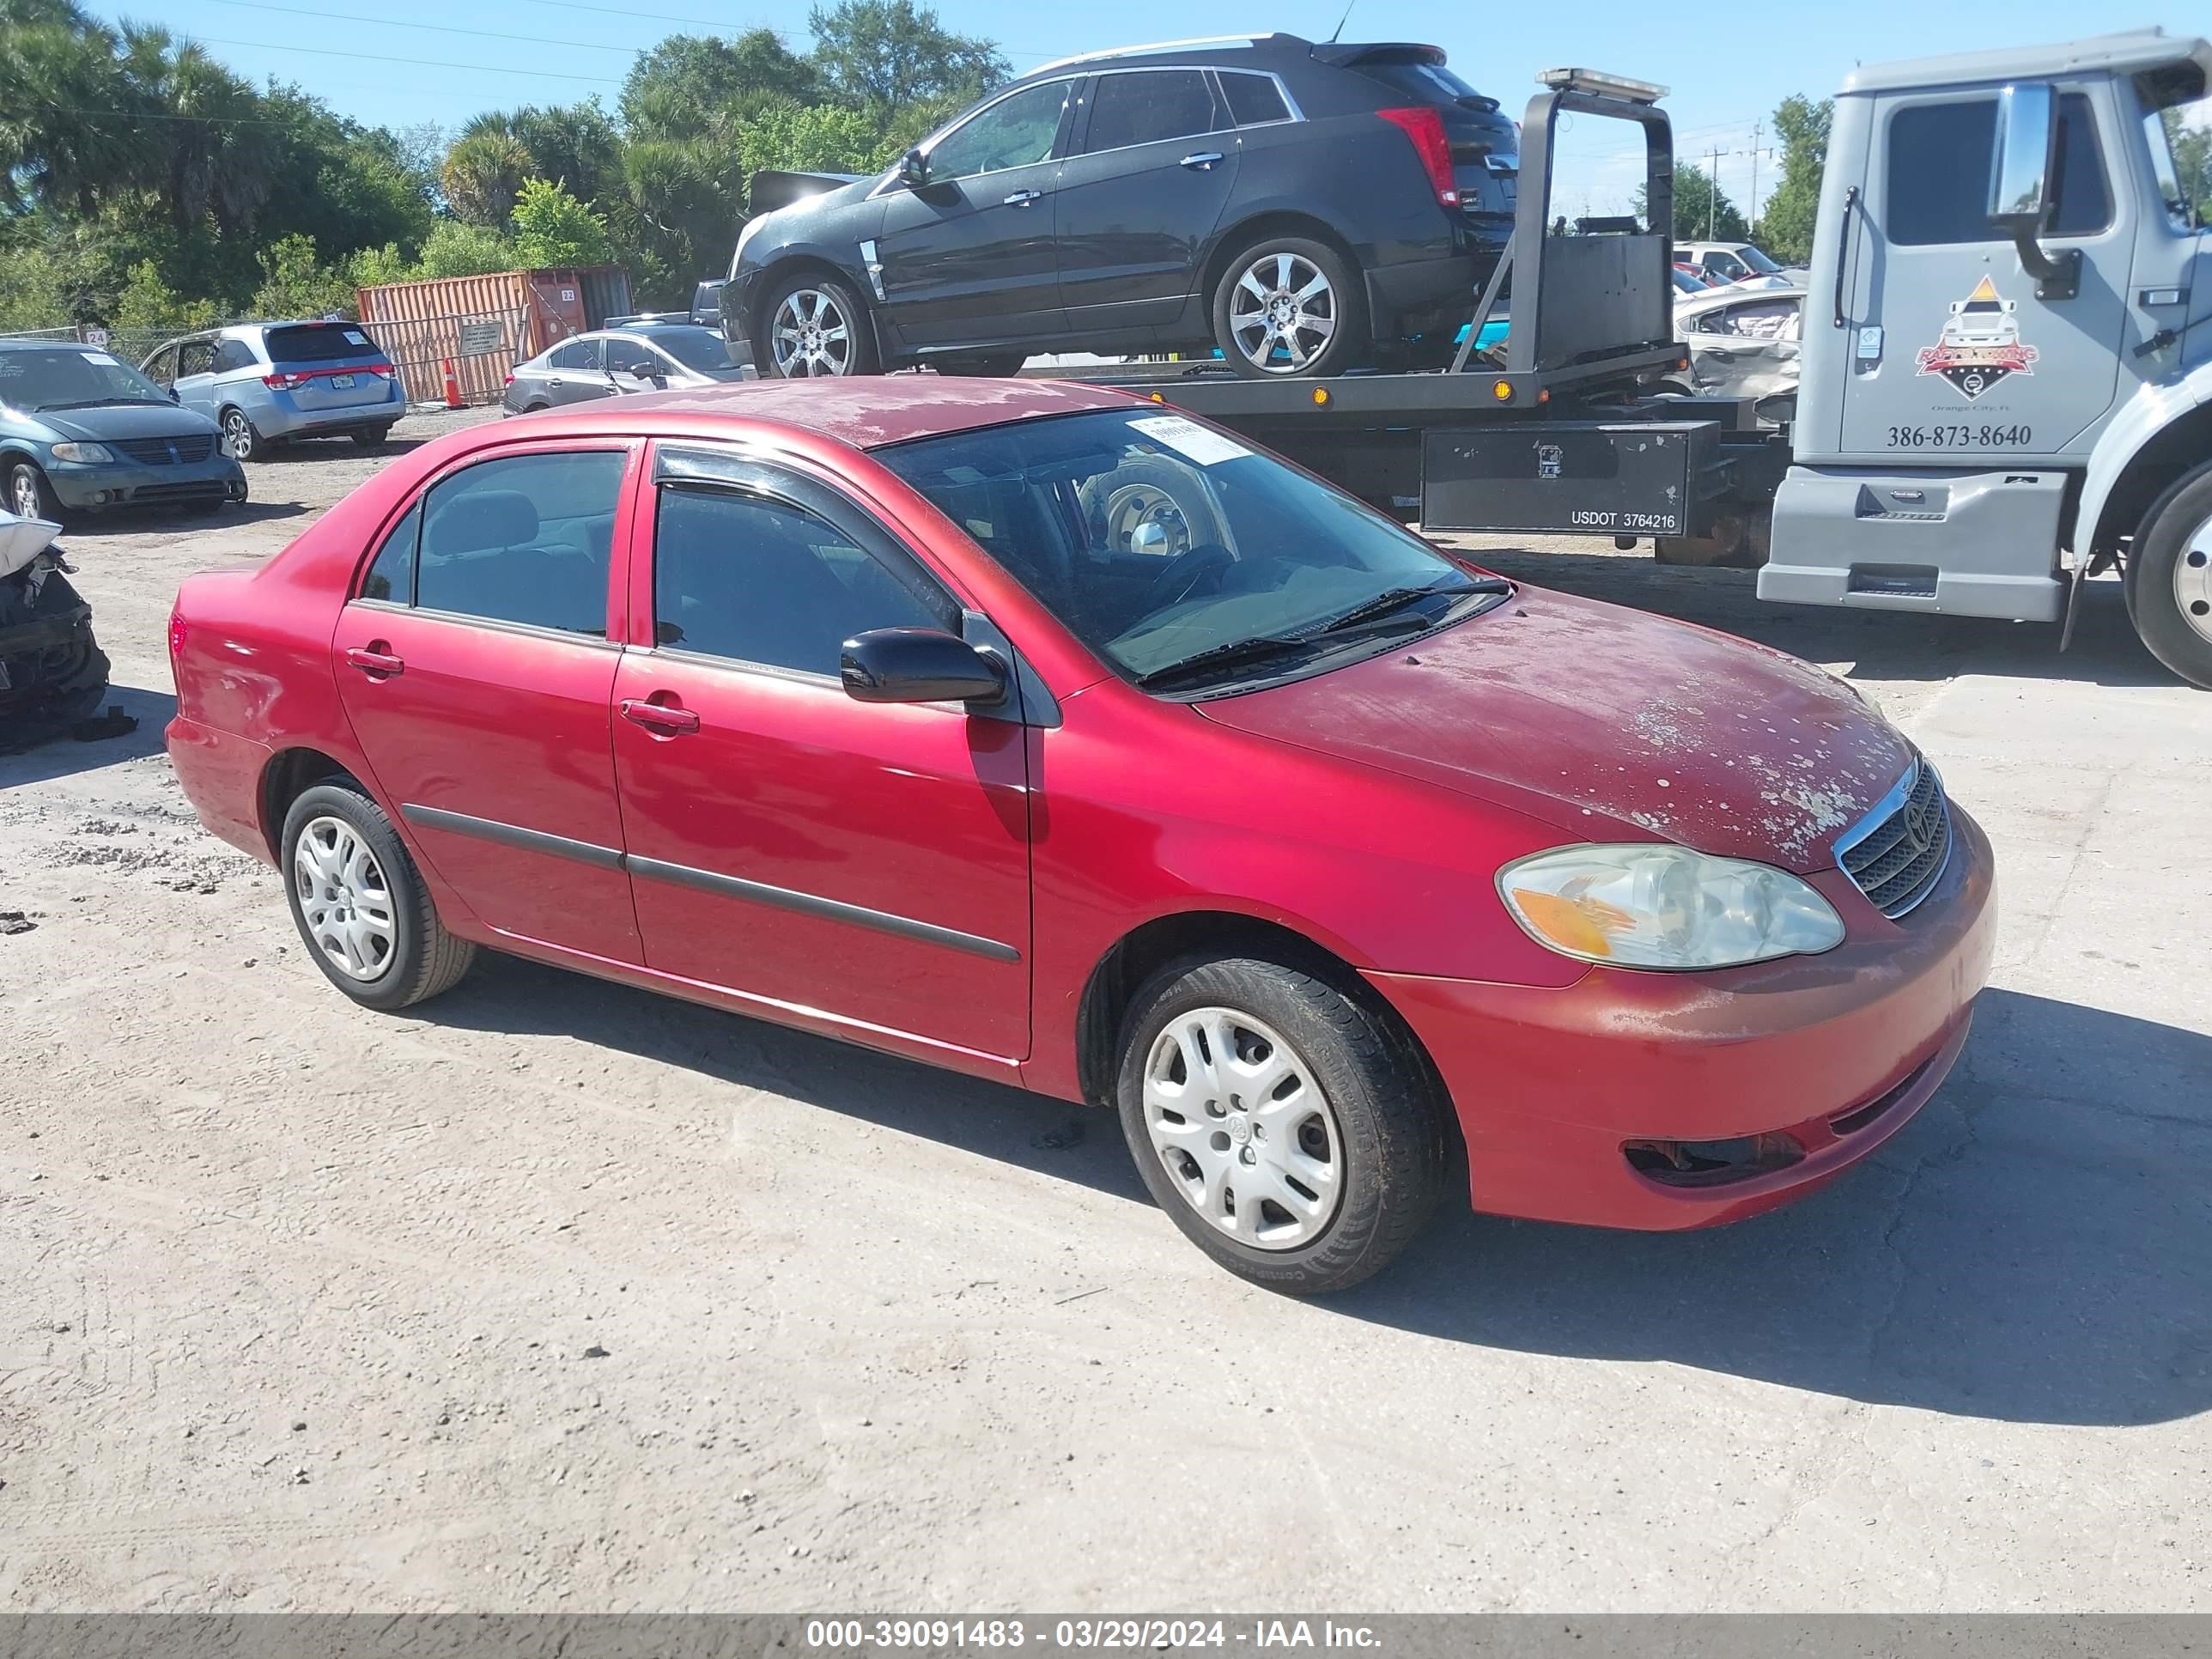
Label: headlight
xmin=50 ymin=441 xmax=115 ymax=464
xmin=1498 ymin=844 xmax=1844 ymax=969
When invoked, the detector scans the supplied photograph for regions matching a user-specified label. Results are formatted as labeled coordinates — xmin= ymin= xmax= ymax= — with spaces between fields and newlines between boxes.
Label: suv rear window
xmin=1352 ymin=56 xmax=1488 ymax=108
xmin=264 ymin=324 xmax=382 ymax=364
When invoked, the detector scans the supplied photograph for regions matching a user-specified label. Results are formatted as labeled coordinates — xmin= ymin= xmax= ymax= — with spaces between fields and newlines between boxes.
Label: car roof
xmin=508 ymin=375 xmax=1134 ymax=451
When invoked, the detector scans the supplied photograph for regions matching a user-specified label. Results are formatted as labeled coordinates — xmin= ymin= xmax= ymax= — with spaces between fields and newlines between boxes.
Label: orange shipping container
xmin=354 ymin=266 xmax=633 ymax=406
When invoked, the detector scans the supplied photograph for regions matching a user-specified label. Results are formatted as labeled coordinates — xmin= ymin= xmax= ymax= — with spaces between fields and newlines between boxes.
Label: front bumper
xmin=48 ymin=456 xmax=248 ymax=512
xmin=1367 ymin=805 xmax=1998 ymax=1231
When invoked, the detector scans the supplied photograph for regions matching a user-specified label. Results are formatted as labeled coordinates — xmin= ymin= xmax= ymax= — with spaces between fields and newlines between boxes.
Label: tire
xmin=352 ymin=426 xmax=395 ymax=448
xmin=1115 ymin=955 xmax=1448 ymax=1294
xmin=1076 ymin=454 xmax=1230 ymax=557
xmin=280 ymin=781 xmax=476 ymax=1012
xmin=219 ymin=407 xmax=262 ymax=464
xmin=7 ymin=460 xmax=61 ymax=522
xmin=1210 ymin=235 xmax=1368 ymax=379
xmin=2124 ymin=459 xmax=2212 ymax=690
xmin=939 ymin=353 xmax=1028 ymax=377
xmin=756 ymin=270 xmax=878 ymax=379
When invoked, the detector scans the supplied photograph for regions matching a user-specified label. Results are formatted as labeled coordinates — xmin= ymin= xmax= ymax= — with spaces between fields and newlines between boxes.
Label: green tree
xmin=112 ymin=258 xmax=222 ymax=335
xmin=441 ymin=124 xmax=537 ymax=227
xmin=1637 ymin=161 xmax=1747 ymax=243
xmin=622 ymin=32 xmax=823 ymax=138
xmin=251 ymin=233 xmax=356 ymax=318
xmin=509 ymin=177 xmax=612 ymax=267
xmin=738 ymin=100 xmax=894 ymax=179
xmin=344 ymin=243 xmax=412 ymax=290
xmin=1753 ymin=94 xmax=1832 ymax=266
xmin=412 ymin=219 xmax=515 ymax=279
xmin=807 ymin=0 xmax=1006 ymax=114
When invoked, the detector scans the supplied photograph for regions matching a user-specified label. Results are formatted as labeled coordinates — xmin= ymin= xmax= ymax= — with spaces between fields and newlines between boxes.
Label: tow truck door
xmin=1832 ymin=81 xmax=2132 ymax=463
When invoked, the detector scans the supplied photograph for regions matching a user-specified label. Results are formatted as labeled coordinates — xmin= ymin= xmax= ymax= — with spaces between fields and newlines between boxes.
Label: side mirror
xmin=840 ymin=627 xmax=1006 ymax=707
xmin=1986 ymin=82 xmax=2081 ymax=300
xmin=897 ymin=147 xmax=929 ymax=189
xmin=166 ymin=386 xmax=179 ymax=402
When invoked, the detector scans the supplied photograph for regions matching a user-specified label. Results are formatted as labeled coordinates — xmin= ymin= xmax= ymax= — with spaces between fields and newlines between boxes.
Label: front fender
xmin=2074 ymin=358 xmax=2212 ymax=554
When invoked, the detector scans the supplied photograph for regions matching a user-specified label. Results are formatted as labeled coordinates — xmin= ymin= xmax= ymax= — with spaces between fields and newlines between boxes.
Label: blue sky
xmin=101 ymin=0 xmax=2201 ymax=221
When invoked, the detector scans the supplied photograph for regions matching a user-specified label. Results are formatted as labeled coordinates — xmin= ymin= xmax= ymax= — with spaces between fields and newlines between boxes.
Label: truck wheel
xmin=1115 ymin=955 xmax=1447 ymax=1294
xmin=757 ymin=271 xmax=878 ymax=378
xmin=2124 ymin=460 xmax=2212 ymax=690
xmin=1212 ymin=237 xmax=1367 ymax=379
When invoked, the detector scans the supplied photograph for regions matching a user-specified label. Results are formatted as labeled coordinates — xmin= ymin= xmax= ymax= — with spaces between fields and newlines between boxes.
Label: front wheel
xmin=1115 ymin=956 xmax=1447 ymax=1293
xmin=2124 ymin=460 xmax=2212 ymax=690
xmin=7 ymin=460 xmax=61 ymax=522
xmin=1210 ymin=236 xmax=1368 ymax=379
xmin=220 ymin=407 xmax=262 ymax=463
xmin=757 ymin=271 xmax=878 ymax=379
xmin=281 ymin=781 xmax=477 ymax=1012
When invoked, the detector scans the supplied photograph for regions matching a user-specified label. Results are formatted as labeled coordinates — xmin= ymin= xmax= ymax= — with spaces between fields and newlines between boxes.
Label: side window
xmin=549 ymin=337 xmax=599 ymax=370
xmin=143 ymin=346 xmax=177 ymax=386
xmin=415 ymin=450 xmax=627 ymax=635
xmin=653 ymin=485 xmax=948 ymax=677
xmin=1081 ymin=70 xmax=1218 ymax=153
xmin=927 ymin=80 xmax=1069 ymax=179
xmin=360 ymin=501 xmax=422 ymax=604
xmin=1704 ymin=252 xmax=1744 ymax=280
xmin=176 ymin=340 xmax=216 ymax=378
xmin=213 ymin=338 xmax=258 ymax=374
xmin=1218 ymin=71 xmax=1291 ymax=127
xmin=1888 ymin=94 xmax=2110 ymax=245
xmin=1706 ymin=298 xmax=1801 ymax=337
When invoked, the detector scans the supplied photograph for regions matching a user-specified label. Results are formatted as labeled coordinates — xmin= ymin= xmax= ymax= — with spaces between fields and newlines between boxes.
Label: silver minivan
xmin=142 ymin=322 xmax=407 ymax=462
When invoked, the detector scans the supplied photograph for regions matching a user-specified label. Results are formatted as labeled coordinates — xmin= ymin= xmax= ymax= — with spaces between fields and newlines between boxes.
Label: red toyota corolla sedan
xmin=167 ymin=379 xmax=1995 ymax=1293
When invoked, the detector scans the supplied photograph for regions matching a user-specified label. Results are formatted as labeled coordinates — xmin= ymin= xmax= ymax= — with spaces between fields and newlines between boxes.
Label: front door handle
xmin=620 ymin=696 xmax=700 ymax=735
xmin=1004 ymin=189 xmax=1042 ymax=207
xmin=1179 ymin=152 xmax=1224 ymax=171
xmin=343 ymin=644 xmax=404 ymax=677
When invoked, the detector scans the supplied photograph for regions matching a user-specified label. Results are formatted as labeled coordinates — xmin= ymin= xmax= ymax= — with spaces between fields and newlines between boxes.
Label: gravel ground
xmin=2 ymin=403 xmax=2207 ymax=1613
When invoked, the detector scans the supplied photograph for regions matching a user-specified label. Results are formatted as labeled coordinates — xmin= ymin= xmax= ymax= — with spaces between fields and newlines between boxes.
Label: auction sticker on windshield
xmin=1129 ymin=415 xmax=1249 ymax=466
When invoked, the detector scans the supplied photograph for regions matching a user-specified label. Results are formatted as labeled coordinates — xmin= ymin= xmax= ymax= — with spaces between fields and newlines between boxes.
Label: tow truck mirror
xmin=1987 ymin=83 xmax=2058 ymax=231
xmin=1985 ymin=83 xmax=2081 ymax=301
xmin=896 ymin=147 xmax=929 ymax=189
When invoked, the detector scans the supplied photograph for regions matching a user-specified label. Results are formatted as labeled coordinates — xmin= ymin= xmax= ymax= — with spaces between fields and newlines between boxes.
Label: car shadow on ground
xmin=0 ymin=686 xmax=173 ymax=775
xmin=1459 ymin=547 xmax=2174 ymax=691
xmin=63 ymin=501 xmax=306 ymax=537
xmin=255 ymin=436 xmax=434 ymax=463
xmin=422 ymin=960 xmax=2208 ymax=1428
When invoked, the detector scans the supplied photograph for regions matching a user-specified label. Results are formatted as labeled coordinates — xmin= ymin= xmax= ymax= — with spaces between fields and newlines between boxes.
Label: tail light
xmin=263 ymin=372 xmax=305 ymax=390
xmin=1377 ymin=106 xmax=1460 ymax=207
xmin=503 ymin=372 xmax=515 ymax=386
xmin=167 ymin=606 xmax=188 ymax=667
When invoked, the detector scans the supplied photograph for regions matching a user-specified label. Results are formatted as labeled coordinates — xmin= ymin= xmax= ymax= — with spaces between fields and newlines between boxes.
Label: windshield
xmin=0 ymin=346 xmax=172 ymax=411
xmin=1735 ymin=245 xmax=1784 ymax=275
xmin=878 ymin=407 xmax=1503 ymax=691
xmin=643 ymin=328 xmax=742 ymax=376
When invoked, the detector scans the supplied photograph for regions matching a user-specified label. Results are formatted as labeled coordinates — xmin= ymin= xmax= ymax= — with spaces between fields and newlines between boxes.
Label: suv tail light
xmin=1377 ymin=106 xmax=1460 ymax=207
xmin=263 ymin=372 xmax=305 ymax=390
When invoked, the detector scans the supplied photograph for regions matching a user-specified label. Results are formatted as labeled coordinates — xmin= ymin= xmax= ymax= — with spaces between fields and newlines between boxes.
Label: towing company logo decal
xmin=1916 ymin=276 xmax=2037 ymax=401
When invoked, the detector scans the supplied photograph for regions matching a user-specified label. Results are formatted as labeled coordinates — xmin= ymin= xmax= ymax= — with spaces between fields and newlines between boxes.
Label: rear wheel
xmin=219 ymin=407 xmax=262 ymax=463
xmin=353 ymin=426 xmax=395 ymax=448
xmin=1115 ymin=956 xmax=1447 ymax=1293
xmin=757 ymin=271 xmax=878 ymax=378
xmin=281 ymin=781 xmax=476 ymax=1012
xmin=7 ymin=460 xmax=60 ymax=522
xmin=2124 ymin=460 xmax=2212 ymax=690
xmin=1211 ymin=235 xmax=1367 ymax=379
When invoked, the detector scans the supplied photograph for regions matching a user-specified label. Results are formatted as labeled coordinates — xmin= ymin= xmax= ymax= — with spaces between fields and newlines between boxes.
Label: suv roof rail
xmin=1026 ymin=33 xmax=1296 ymax=77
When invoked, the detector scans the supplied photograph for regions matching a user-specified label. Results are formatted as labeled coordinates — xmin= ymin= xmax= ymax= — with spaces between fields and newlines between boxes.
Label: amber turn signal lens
xmin=1492 ymin=380 xmax=1513 ymax=402
xmin=1312 ymin=387 xmax=1330 ymax=406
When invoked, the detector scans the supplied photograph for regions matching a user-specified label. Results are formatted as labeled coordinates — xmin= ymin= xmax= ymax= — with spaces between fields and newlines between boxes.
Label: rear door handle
xmin=1004 ymin=189 xmax=1042 ymax=207
xmin=343 ymin=645 xmax=404 ymax=676
xmin=1179 ymin=152 xmax=1224 ymax=171
xmin=620 ymin=697 xmax=700 ymax=735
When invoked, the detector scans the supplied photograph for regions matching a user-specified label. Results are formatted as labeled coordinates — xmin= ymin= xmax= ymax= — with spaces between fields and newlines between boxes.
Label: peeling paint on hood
xmin=1195 ymin=582 xmax=1912 ymax=872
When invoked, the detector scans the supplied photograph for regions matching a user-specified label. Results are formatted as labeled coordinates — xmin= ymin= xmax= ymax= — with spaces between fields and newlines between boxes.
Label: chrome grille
xmin=1837 ymin=762 xmax=1951 ymax=919
xmin=112 ymin=434 xmax=216 ymax=465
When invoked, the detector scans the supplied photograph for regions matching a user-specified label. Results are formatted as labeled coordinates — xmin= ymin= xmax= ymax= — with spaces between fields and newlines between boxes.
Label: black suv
xmin=724 ymin=33 xmax=1518 ymax=380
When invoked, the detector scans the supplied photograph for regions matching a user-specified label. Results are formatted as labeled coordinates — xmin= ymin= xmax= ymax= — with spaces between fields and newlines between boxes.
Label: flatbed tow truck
xmin=1086 ymin=32 xmax=2212 ymax=689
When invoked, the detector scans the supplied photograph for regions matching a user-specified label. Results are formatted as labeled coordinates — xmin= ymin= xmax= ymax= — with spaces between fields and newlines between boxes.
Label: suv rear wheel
xmin=1211 ymin=236 xmax=1368 ymax=379
xmin=757 ymin=271 xmax=878 ymax=378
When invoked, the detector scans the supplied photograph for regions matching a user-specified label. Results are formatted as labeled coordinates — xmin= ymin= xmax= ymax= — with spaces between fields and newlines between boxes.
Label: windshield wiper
xmin=35 ymin=398 xmax=167 ymax=411
xmin=1133 ymin=633 xmax=1317 ymax=689
xmin=1305 ymin=576 xmax=1510 ymax=637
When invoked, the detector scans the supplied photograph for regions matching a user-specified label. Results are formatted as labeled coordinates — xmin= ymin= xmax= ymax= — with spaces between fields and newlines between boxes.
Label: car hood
xmin=1194 ymin=583 xmax=1911 ymax=872
xmin=31 ymin=402 xmax=222 ymax=442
